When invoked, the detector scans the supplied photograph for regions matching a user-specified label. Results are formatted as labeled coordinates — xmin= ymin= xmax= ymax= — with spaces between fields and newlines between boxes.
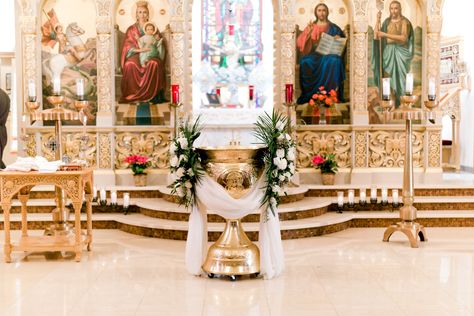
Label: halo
xmin=131 ymin=0 xmax=154 ymax=21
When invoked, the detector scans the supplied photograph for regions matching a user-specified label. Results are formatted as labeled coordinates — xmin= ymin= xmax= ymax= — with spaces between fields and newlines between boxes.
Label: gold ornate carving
xmin=96 ymin=16 xmax=111 ymax=34
xmin=428 ymin=131 xmax=441 ymax=168
xmin=41 ymin=133 xmax=97 ymax=166
xmin=353 ymin=0 xmax=369 ymax=17
xmin=18 ymin=0 xmax=33 ymax=16
xmin=353 ymin=32 xmax=368 ymax=111
xmin=98 ymin=133 xmax=111 ymax=169
xmin=97 ymin=34 xmax=113 ymax=111
xmin=296 ymin=131 xmax=351 ymax=168
xmin=96 ymin=0 xmax=111 ymax=16
xmin=20 ymin=16 xmax=36 ymax=34
xmin=440 ymin=90 xmax=460 ymax=119
xmin=115 ymin=132 xmax=172 ymax=169
xmin=354 ymin=131 xmax=367 ymax=167
xmin=25 ymin=134 xmax=36 ymax=157
xmin=369 ymin=131 xmax=424 ymax=168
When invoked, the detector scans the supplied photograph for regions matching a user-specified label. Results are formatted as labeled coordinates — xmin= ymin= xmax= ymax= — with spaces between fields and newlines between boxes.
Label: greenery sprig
xmin=168 ymin=116 xmax=204 ymax=208
xmin=253 ymin=110 xmax=296 ymax=215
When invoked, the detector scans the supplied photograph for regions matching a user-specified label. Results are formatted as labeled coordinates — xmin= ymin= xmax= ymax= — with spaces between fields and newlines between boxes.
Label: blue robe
xmin=297 ymin=23 xmax=345 ymax=105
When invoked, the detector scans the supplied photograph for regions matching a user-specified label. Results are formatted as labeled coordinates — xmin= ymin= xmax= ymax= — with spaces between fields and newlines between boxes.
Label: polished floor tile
xmin=2 ymin=228 xmax=474 ymax=315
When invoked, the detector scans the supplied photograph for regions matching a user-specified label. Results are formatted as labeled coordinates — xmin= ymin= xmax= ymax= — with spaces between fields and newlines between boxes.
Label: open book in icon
xmin=316 ymin=33 xmax=347 ymax=56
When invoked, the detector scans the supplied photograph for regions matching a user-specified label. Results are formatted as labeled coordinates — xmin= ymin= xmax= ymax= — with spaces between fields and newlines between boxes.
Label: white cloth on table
xmin=185 ymin=174 xmax=284 ymax=279
xmin=4 ymin=156 xmax=63 ymax=173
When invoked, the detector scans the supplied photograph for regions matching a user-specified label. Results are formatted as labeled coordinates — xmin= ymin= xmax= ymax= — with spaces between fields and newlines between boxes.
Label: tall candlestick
xmin=405 ymin=73 xmax=413 ymax=95
xmin=27 ymin=79 xmax=36 ymax=101
xmin=53 ymin=77 xmax=61 ymax=95
xmin=382 ymin=78 xmax=391 ymax=100
xmin=76 ymin=78 xmax=84 ymax=99
xmin=285 ymin=84 xmax=293 ymax=103
xmin=428 ymin=77 xmax=436 ymax=101
xmin=171 ymin=84 xmax=179 ymax=104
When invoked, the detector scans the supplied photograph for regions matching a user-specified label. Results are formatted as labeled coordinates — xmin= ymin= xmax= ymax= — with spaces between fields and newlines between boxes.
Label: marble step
xmin=3 ymin=210 xmax=474 ymax=241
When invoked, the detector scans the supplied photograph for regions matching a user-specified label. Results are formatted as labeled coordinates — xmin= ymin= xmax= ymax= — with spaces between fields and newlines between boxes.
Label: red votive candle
xmin=249 ymin=85 xmax=254 ymax=101
xmin=171 ymin=84 xmax=179 ymax=104
xmin=216 ymin=87 xmax=220 ymax=96
xmin=285 ymin=83 xmax=293 ymax=103
xmin=229 ymin=24 xmax=235 ymax=36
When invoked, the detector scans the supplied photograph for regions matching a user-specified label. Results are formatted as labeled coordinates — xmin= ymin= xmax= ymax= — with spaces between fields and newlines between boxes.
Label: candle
xmin=392 ymin=189 xmax=399 ymax=204
xmin=27 ymin=79 xmax=36 ymax=101
xmin=381 ymin=188 xmax=388 ymax=203
xmin=382 ymin=78 xmax=390 ymax=100
xmin=405 ymin=73 xmax=413 ymax=95
xmin=171 ymin=84 xmax=179 ymax=104
xmin=428 ymin=77 xmax=436 ymax=100
xmin=337 ymin=191 xmax=344 ymax=207
xmin=249 ymin=85 xmax=254 ymax=101
xmin=76 ymin=78 xmax=84 ymax=98
xmin=123 ymin=192 xmax=130 ymax=208
xmin=216 ymin=87 xmax=221 ymax=96
xmin=92 ymin=186 xmax=97 ymax=200
xmin=348 ymin=190 xmax=354 ymax=205
xmin=285 ymin=84 xmax=293 ymax=104
xmin=110 ymin=190 xmax=117 ymax=204
xmin=370 ymin=188 xmax=377 ymax=200
xmin=100 ymin=188 xmax=106 ymax=201
xmin=53 ymin=77 xmax=61 ymax=95
xmin=229 ymin=24 xmax=235 ymax=36
xmin=360 ymin=188 xmax=366 ymax=203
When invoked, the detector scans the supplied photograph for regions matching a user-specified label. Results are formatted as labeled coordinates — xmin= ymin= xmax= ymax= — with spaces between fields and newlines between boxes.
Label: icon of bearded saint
xmin=41 ymin=8 xmax=61 ymax=49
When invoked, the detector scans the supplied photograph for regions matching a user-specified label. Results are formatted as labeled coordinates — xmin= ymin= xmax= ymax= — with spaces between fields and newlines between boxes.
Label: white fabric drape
xmin=185 ymin=175 xmax=284 ymax=279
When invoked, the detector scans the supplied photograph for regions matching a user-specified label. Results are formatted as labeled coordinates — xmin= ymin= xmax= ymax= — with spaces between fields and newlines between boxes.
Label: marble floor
xmin=1 ymin=228 xmax=474 ymax=315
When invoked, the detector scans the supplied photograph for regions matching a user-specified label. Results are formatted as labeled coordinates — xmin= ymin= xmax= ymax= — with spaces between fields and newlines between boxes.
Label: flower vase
xmin=319 ymin=106 xmax=330 ymax=125
xmin=321 ymin=173 xmax=335 ymax=185
xmin=133 ymin=174 xmax=147 ymax=186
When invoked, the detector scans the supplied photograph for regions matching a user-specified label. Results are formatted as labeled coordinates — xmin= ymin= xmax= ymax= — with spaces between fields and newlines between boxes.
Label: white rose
xmin=276 ymin=121 xmax=285 ymax=131
xmin=276 ymin=148 xmax=285 ymax=158
xmin=176 ymin=167 xmax=185 ymax=178
xmin=185 ymin=181 xmax=193 ymax=189
xmin=170 ymin=142 xmax=177 ymax=153
xmin=278 ymin=158 xmax=288 ymax=170
xmin=285 ymin=133 xmax=291 ymax=141
xmin=284 ymin=172 xmax=292 ymax=179
xmin=289 ymin=163 xmax=295 ymax=174
xmin=287 ymin=149 xmax=295 ymax=161
xmin=170 ymin=156 xmax=179 ymax=167
xmin=272 ymin=185 xmax=281 ymax=194
xmin=273 ymin=157 xmax=281 ymax=167
xmin=279 ymin=174 xmax=285 ymax=181
xmin=178 ymin=137 xmax=188 ymax=149
xmin=270 ymin=197 xmax=277 ymax=207
xmin=188 ymin=169 xmax=195 ymax=177
xmin=277 ymin=134 xmax=285 ymax=142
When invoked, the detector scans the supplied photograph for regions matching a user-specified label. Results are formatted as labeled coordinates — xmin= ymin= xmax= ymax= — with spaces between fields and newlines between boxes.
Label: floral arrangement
xmin=168 ymin=116 xmax=204 ymax=208
xmin=309 ymin=86 xmax=338 ymax=108
xmin=311 ymin=153 xmax=338 ymax=174
xmin=124 ymin=155 xmax=151 ymax=175
xmin=254 ymin=111 xmax=296 ymax=215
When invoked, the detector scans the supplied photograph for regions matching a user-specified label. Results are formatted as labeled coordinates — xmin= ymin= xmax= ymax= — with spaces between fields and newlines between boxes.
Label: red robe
xmin=120 ymin=23 xmax=166 ymax=103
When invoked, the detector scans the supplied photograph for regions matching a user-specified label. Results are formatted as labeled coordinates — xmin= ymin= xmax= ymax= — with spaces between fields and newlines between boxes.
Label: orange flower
xmin=325 ymin=98 xmax=333 ymax=106
xmin=329 ymin=89 xmax=337 ymax=97
xmin=312 ymin=94 xmax=319 ymax=99
xmin=318 ymin=94 xmax=325 ymax=101
xmin=309 ymin=99 xmax=315 ymax=106
xmin=319 ymin=86 xmax=324 ymax=91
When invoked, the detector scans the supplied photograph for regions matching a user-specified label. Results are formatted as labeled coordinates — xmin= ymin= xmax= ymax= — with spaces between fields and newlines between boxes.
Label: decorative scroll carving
xmin=296 ymin=131 xmax=351 ymax=168
xmin=354 ymin=131 xmax=367 ymax=168
xmin=430 ymin=0 xmax=442 ymax=16
xmin=22 ymin=34 xmax=36 ymax=94
xmin=40 ymin=133 xmax=97 ymax=166
xmin=353 ymin=0 xmax=369 ymax=17
xmin=428 ymin=131 xmax=441 ymax=168
xmin=426 ymin=33 xmax=441 ymax=92
xmin=98 ymin=133 xmax=111 ymax=169
xmin=115 ymin=132 xmax=172 ymax=169
xmin=170 ymin=0 xmax=184 ymax=17
xmin=20 ymin=16 xmax=36 ymax=34
xmin=25 ymin=135 xmax=36 ymax=157
xmin=96 ymin=16 xmax=111 ymax=34
xmin=440 ymin=90 xmax=460 ymax=119
xmin=18 ymin=0 xmax=33 ymax=16
xmin=369 ymin=131 xmax=424 ymax=168
xmin=353 ymin=32 xmax=367 ymax=111
xmin=96 ymin=0 xmax=111 ymax=16
xmin=97 ymin=34 xmax=113 ymax=111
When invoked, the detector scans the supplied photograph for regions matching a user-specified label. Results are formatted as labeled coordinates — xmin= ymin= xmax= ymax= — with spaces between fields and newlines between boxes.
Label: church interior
xmin=1 ymin=0 xmax=474 ymax=315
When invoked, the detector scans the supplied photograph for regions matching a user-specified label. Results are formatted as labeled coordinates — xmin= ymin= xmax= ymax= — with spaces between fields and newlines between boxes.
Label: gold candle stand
xmin=26 ymin=96 xmax=88 ymax=236
xmin=382 ymin=95 xmax=438 ymax=247
xmin=379 ymin=99 xmax=394 ymax=123
xmin=169 ymin=102 xmax=183 ymax=137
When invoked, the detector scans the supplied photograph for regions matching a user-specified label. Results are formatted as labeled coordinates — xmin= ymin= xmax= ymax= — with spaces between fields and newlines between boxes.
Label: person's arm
xmin=296 ymin=22 xmax=314 ymax=55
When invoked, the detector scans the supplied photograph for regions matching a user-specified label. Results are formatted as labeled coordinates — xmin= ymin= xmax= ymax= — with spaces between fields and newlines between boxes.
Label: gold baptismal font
xmin=382 ymin=95 xmax=438 ymax=248
xmin=197 ymin=146 xmax=266 ymax=281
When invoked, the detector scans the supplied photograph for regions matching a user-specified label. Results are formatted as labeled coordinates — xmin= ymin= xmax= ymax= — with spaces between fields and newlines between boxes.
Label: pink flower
xmin=312 ymin=155 xmax=325 ymax=166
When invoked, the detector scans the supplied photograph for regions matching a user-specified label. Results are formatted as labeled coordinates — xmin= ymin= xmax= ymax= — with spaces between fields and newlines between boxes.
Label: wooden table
xmin=0 ymin=169 xmax=93 ymax=262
